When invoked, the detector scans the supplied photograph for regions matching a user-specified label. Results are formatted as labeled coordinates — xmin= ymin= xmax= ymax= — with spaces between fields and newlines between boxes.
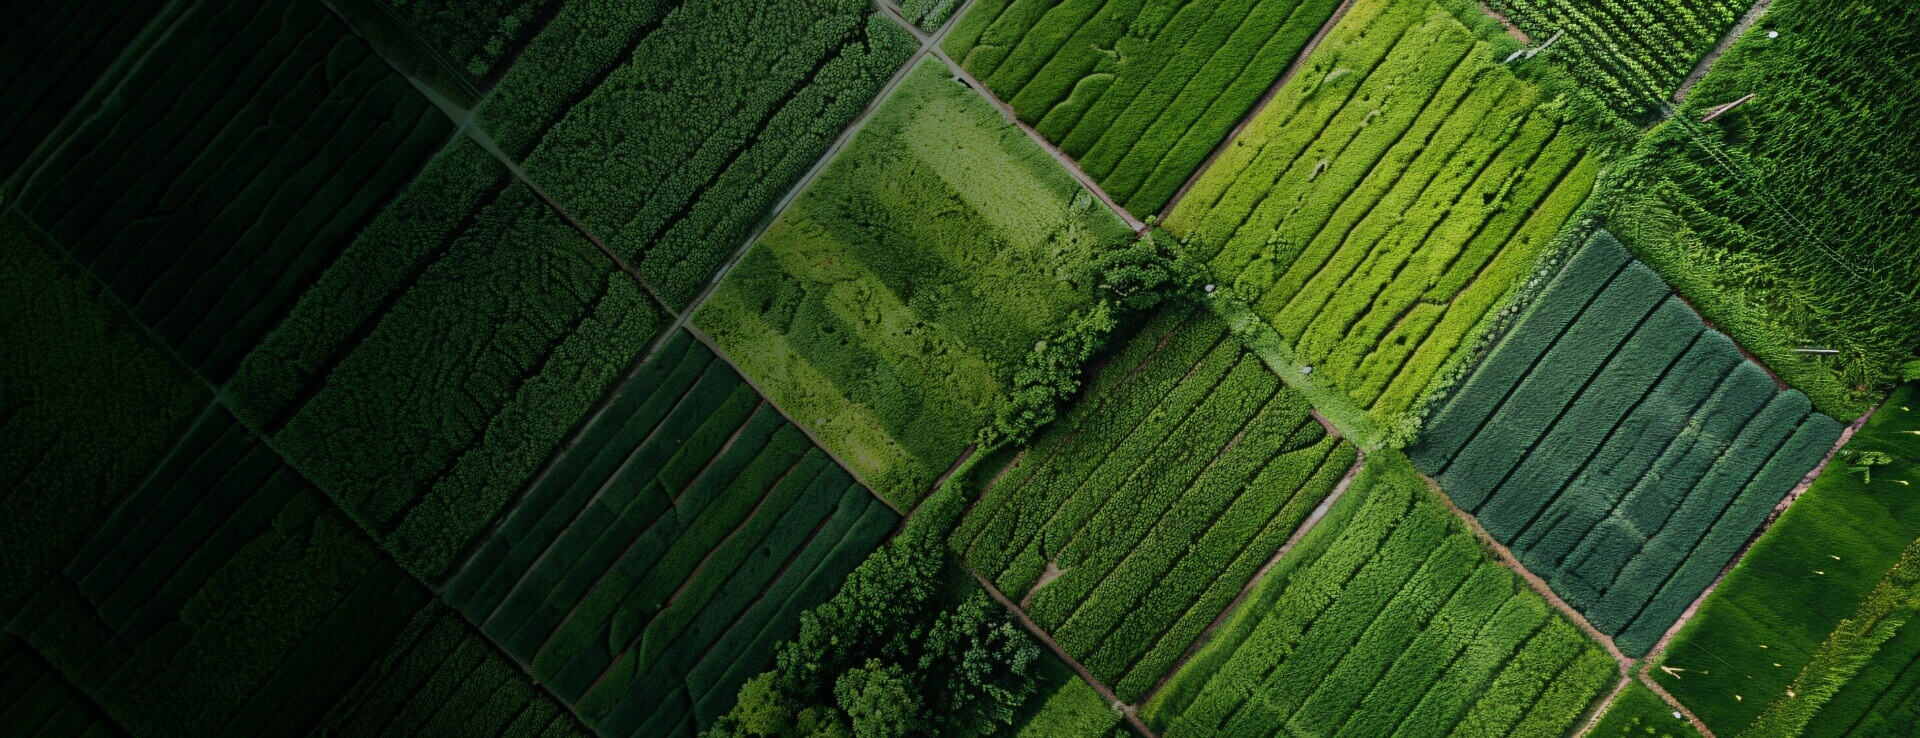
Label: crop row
xmin=444 ymin=330 xmax=898 ymax=737
xmin=1412 ymin=231 xmax=1843 ymax=655
xmin=376 ymin=0 xmax=559 ymax=82
xmin=695 ymin=58 xmax=1136 ymax=505
xmin=1487 ymin=0 xmax=1749 ymax=117
xmin=0 ymin=635 xmax=121 ymax=738
xmin=945 ymin=0 xmax=1346 ymax=216
xmin=956 ymin=306 xmax=1356 ymax=699
xmin=0 ymin=210 xmax=208 ymax=621
xmin=0 ymin=0 xmax=172 ymax=181
xmin=1163 ymin=0 xmax=1600 ymax=426
xmin=472 ymin=0 xmax=918 ymax=308
xmin=1652 ymin=387 xmax=1918 ymax=734
xmin=8 ymin=406 xmax=584 ymax=737
xmin=9 ymin=0 xmax=457 ymax=384
xmin=1143 ymin=452 xmax=1617 ymax=737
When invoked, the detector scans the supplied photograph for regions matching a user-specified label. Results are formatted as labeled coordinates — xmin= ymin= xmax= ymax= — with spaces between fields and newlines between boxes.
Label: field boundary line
xmin=1156 ymin=0 xmax=1361 ymax=222
xmin=1573 ymin=674 xmax=1633 ymax=738
xmin=967 ymin=567 xmax=1161 ymax=738
xmin=1672 ymin=0 xmax=1773 ymax=105
xmin=1639 ymin=669 xmax=1719 ymax=737
xmin=1139 ymin=450 xmax=1366 ymax=704
xmin=1416 ymin=471 xmax=1634 ymax=673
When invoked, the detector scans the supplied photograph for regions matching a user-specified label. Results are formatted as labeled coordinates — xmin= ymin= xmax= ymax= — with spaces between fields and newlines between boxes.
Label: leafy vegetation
xmin=1413 ymin=231 xmax=1843 ymax=655
xmin=1590 ymin=682 xmax=1703 ymax=738
xmin=1164 ymin=0 xmax=1602 ymax=432
xmin=1143 ymin=451 xmax=1617 ymax=737
xmin=696 ymin=58 xmax=1136 ymax=505
xmin=946 ymin=0 xmax=1347 ymax=216
xmin=475 ymin=0 xmax=918 ymax=307
xmin=958 ymin=306 xmax=1357 ymax=699
xmin=0 ymin=211 xmax=207 ymax=620
xmin=1487 ymin=0 xmax=1750 ymax=118
xmin=1600 ymin=0 xmax=1920 ymax=417
xmin=379 ymin=0 xmax=558 ymax=81
xmin=1652 ymin=387 xmax=1918 ymax=734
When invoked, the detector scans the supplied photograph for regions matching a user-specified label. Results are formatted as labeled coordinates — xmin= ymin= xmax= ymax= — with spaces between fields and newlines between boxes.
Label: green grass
xmin=473 ymin=0 xmax=918 ymax=307
xmin=0 ymin=209 xmax=207 ymax=621
xmin=1163 ymin=0 xmax=1600 ymax=431
xmin=944 ymin=0 xmax=1346 ymax=216
xmin=695 ymin=57 xmax=1136 ymax=505
xmin=1487 ymin=0 xmax=1750 ymax=119
xmin=955 ymin=306 xmax=1356 ymax=698
xmin=1412 ymin=230 xmax=1843 ymax=655
xmin=1652 ymin=387 xmax=1919 ymax=734
xmin=1590 ymin=682 xmax=1703 ymax=738
xmin=1142 ymin=450 xmax=1616 ymax=737
xmin=1598 ymin=0 xmax=1920 ymax=417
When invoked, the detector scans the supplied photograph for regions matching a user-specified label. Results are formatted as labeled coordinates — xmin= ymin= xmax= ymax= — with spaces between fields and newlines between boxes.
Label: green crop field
xmin=1164 ymin=0 xmax=1602 ymax=430
xmin=5 ymin=0 xmax=1920 ymax=733
xmin=1650 ymin=387 xmax=1918 ymax=734
xmin=1412 ymin=231 xmax=1843 ymax=655
xmin=956 ymin=306 xmax=1357 ymax=699
xmin=696 ymin=57 xmax=1137 ymax=505
xmin=1143 ymin=451 xmax=1618 ymax=737
xmin=944 ymin=0 xmax=1347 ymax=216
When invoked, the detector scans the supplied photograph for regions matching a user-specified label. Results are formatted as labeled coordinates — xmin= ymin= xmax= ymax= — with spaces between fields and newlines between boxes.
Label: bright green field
xmin=696 ymin=57 xmax=1136 ymax=505
xmin=1590 ymin=682 xmax=1704 ymax=738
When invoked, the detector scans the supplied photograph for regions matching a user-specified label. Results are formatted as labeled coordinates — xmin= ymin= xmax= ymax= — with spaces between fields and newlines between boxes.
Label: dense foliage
xmin=1143 ymin=452 xmax=1617 ymax=737
xmin=381 ymin=0 xmax=556 ymax=80
xmin=696 ymin=58 xmax=1135 ymax=504
xmin=946 ymin=0 xmax=1346 ymax=216
xmin=1487 ymin=0 xmax=1750 ymax=118
xmin=1165 ymin=0 xmax=1600 ymax=430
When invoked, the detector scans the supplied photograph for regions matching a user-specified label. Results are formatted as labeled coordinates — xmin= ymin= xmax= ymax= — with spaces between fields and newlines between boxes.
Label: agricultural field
xmin=1651 ymin=388 xmax=1919 ymax=734
xmin=1412 ymin=230 xmax=1843 ymax=655
xmin=1601 ymin=0 xmax=1920 ymax=416
xmin=944 ymin=0 xmax=1347 ymax=216
xmin=1163 ymin=0 xmax=1603 ymax=430
xmin=696 ymin=57 xmax=1137 ymax=505
xmin=1143 ymin=452 xmax=1619 ymax=737
xmin=955 ymin=306 xmax=1358 ymax=699
xmin=472 ymin=0 xmax=919 ymax=308
xmin=1486 ymin=0 xmax=1751 ymax=118
xmin=442 ymin=330 xmax=898 ymax=737
xmin=0 ymin=635 xmax=120 ymax=738
xmin=0 ymin=0 xmax=174 ymax=180
xmin=1589 ymin=682 xmax=1703 ymax=738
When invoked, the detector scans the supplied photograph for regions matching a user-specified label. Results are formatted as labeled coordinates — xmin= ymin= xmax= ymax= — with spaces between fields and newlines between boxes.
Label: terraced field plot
xmin=944 ymin=0 xmax=1346 ymax=216
xmin=8 ymin=407 xmax=584 ymax=738
xmin=472 ymin=0 xmax=918 ymax=307
xmin=1652 ymin=388 xmax=1919 ymax=735
xmin=7 ymin=0 xmax=457 ymax=385
xmin=1163 ymin=0 xmax=1601 ymax=428
xmin=697 ymin=57 xmax=1137 ymax=504
xmin=956 ymin=306 xmax=1357 ymax=699
xmin=444 ymin=330 xmax=897 ymax=737
xmin=1487 ymin=0 xmax=1750 ymax=117
xmin=1143 ymin=452 xmax=1618 ymax=738
xmin=1412 ymin=231 xmax=1843 ymax=655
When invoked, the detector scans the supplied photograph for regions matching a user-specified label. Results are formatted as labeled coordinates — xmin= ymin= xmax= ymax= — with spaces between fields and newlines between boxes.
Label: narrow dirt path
xmin=1478 ymin=1 xmax=1532 ymax=44
xmin=1641 ymin=670 xmax=1720 ymax=737
xmin=1673 ymin=0 xmax=1773 ymax=105
xmin=1574 ymin=675 xmax=1633 ymax=738
xmin=970 ymin=568 xmax=1163 ymax=738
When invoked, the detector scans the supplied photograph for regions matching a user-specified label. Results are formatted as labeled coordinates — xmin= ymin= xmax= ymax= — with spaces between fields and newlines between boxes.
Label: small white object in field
xmin=1673 ymin=711 xmax=1683 ymax=719
xmin=1768 ymin=30 xmax=1779 ymax=38
xmin=1204 ymin=284 xmax=1216 ymax=293
xmin=1300 ymin=366 xmax=1313 ymax=375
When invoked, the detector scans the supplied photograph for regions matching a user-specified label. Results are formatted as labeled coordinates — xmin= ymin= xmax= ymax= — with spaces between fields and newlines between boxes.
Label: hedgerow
xmin=947 ymin=0 xmax=1345 ymax=216
xmin=695 ymin=57 xmax=1135 ymax=505
xmin=1410 ymin=230 xmax=1843 ymax=655
xmin=477 ymin=0 xmax=918 ymax=307
xmin=1162 ymin=0 xmax=1600 ymax=433
xmin=8 ymin=0 xmax=454 ymax=384
xmin=0 ymin=210 xmax=207 ymax=620
xmin=1141 ymin=451 xmax=1613 ymax=737
xmin=1652 ymin=387 xmax=1920 ymax=734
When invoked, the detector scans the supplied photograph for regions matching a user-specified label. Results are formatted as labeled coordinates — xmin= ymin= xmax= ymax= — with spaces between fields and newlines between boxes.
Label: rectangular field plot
xmin=9 ymin=0 xmax=456 ymax=384
xmin=471 ymin=0 xmax=917 ymax=308
xmin=9 ymin=407 xmax=586 ymax=738
xmin=0 ymin=0 xmax=172 ymax=179
xmin=443 ymin=330 xmax=897 ymax=738
xmin=1142 ymin=452 xmax=1617 ymax=738
xmin=955 ymin=306 xmax=1357 ymax=699
xmin=1411 ymin=231 xmax=1844 ymax=656
xmin=1652 ymin=388 xmax=1919 ymax=734
xmin=695 ymin=57 xmax=1138 ymax=505
xmin=1163 ymin=0 xmax=1601 ymax=426
xmin=1487 ymin=0 xmax=1749 ymax=117
xmin=220 ymin=136 xmax=667 ymax=581
xmin=943 ymin=0 xmax=1346 ymax=216
xmin=0 ymin=635 xmax=122 ymax=738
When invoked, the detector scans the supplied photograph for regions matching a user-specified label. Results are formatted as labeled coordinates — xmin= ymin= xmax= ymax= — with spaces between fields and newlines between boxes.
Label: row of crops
xmin=1413 ymin=231 xmax=1842 ymax=655
xmin=0 ymin=635 xmax=119 ymax=738
xmin=956 ymin=306 xmax=1358 ymax=701
xmin=696 ymin=58 xmax=1139 ymax=505
xmin=1163 ymin=0 xmax=1602 ymax=431
xmin=1487 ymin=0 xmax=1751 ymax=117
xmin=1143 ymin=453 xmax=1619 ymax=737
xmin=944 ymin=0 xmax=1346 ymax=216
